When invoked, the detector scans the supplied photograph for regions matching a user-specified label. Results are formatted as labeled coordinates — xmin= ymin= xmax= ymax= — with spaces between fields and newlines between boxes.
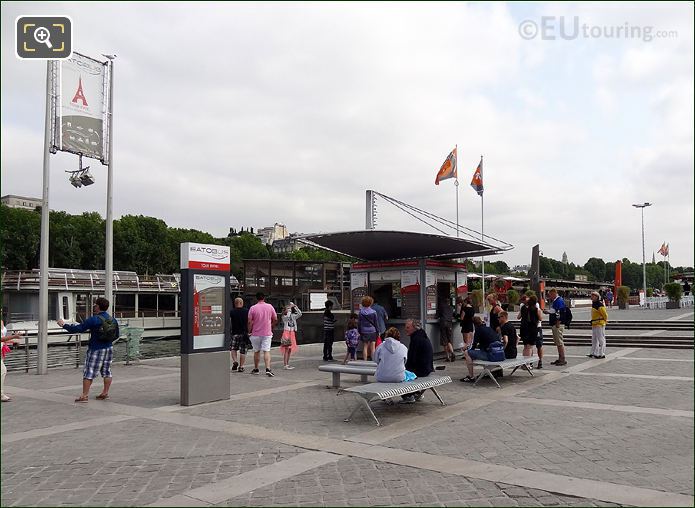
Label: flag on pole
xmin=658 ymin=242 xmax=667 ymax=256
xmin=470 ymin=156 xmax=483 ymax=196
xmin=435 ymin=147 xmax=457 ymax=185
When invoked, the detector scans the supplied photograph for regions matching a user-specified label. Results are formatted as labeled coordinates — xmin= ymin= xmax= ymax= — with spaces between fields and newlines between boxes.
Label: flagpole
xmin=480 ymin=155 xmax=485 ymax=299
xmin=455 ymin=144 xmax=459 ymax=238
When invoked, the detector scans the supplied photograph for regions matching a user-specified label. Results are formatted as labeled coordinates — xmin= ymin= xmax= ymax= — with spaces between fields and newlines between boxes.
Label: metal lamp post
xmin=632 ymin=202 xmax=652 ymax=306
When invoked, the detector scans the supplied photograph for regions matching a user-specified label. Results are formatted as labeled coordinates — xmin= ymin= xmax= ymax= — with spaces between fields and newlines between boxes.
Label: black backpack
xmin=96 ymin=315 xmax=118 ymax=343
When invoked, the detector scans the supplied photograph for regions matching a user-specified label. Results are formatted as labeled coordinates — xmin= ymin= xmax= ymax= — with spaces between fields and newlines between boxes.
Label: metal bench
xmin=318 ymin=364 xmax=376 ymax=388
xmin=342 ymin=375 xmax=452 ymax=426
xmin=470 ymin=355 xmax=537 ymax=389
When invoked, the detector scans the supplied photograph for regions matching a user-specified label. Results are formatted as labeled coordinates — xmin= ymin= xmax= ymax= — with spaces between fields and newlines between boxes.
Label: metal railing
xmin=3 ymin=330 xmax=82 ymax=373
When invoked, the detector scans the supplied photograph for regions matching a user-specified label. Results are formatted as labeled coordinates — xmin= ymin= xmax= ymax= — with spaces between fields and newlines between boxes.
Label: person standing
xmin=358 ymin=296 xmax=379 ymax=361
xmin=280 ymin=302 xmax=301 ymax=369
xmin=1 ymin=321 xmax=24 ymax=402
xmin=230 ymin=297 xmax=250 ymax=373
xmin=322 ymin=300 xmax=336 ymax=361
xmin=403 ymin=319 xmax=434 ymax=402
xmin=604 ymin=289 xmax=614 ymax=308
xmin=247 ymin=292 xmax=278 ymax=377
xmin=588 ymin=291 xmax=608 ymax=359
xmin=520 ymin=295 xmax=544 ymax=369
xmin=543 ymin=288 xmax=568 ymax=366
xmin=460 ymin=296 xmax=475 ymax=352
xmin=342 ymin=316 xmax=360 ymax=364
xmin=487 ymin=294 xmax=503 ymax=335
xmin=371 ymin=300 xmax=389 ymax=340
xmin=436 ymin=297 xmax=455 ymax=362
xmin=58 ymin=297 xmax=119 ymax=403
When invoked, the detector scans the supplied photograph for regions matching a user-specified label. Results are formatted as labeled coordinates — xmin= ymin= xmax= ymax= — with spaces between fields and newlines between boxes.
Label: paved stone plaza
xmin=1 ymin=312 xmax=693 ymax=507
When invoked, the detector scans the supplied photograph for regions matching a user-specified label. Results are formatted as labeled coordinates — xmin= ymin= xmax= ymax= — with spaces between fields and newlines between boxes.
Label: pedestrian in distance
xmin=487 ymin=293 xmax=503 ymax=335
xmin=460 ymin=296 xmax=475 ymax=353
xmin=604 ymin=288 xmax=614 ymax=308
xmin=280 ymin=302 xmax=301 ymax=370
xmin=58 ymin=297 xmax=119 ymax=403
xmin=588 ymin=291 xmax=608 ymax=359
xmin=436 ymin=297 xmax=455 ymax=362
xmin=342 ymin=316 xmax=360 ymax=364
xmin=543 ymin=288 xmax=568 ymax=366
xmin=247 ymin=292 xmax=278 ymax=377
xmin=1 ymin=320 xmax=24 ymax=402
xmin=230 ymin=297 xmax=250 ymax=373
xmin=358 ymin=296 xmax=379 ymax=361
xmin=520 ymin=295 xmax=544 ymax=369
xmin=322 ymin=300 xmax=336 ymax=361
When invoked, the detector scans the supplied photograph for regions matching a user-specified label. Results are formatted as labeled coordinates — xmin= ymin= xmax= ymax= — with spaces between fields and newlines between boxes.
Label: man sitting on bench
xmin=461 ymin=316 xmax=498 ymax=383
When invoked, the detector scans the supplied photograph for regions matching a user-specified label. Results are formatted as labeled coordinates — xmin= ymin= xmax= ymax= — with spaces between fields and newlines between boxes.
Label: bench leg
xmin=475 ymin=368 xmax=501 ymax=388
xmin=332 ymin=372 xmax=340 ymax=388
xmin=429 ymin=387 xmax=446 ymax=406
xmin=522 ymin=363 xmax=534 ymax=377
xmin=510 ymin=366 xmax=519 ymax=376
xmin=344 ymin=396 xmax=381 ymax=426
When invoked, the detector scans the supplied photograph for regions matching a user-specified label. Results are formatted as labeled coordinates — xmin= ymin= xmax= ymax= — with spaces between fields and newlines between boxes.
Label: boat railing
xmin=1 ymin=270 xmax=180 ymax=293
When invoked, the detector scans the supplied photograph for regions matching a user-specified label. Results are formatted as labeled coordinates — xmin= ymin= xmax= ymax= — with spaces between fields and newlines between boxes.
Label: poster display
xmin=456 ymin=272 xmax=468 ymax=295
xmin=351 ymin=272 xmax=368 ymax=311
xmin=59 ymin=52 xmax=107 ymax=161
xmin=192 ymin=274 xmax=225 ymax=350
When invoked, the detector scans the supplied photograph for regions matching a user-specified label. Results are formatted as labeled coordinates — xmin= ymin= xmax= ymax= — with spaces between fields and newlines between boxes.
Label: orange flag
xmin=435 ymin=147 xmax=457 ymax=185
xmin=470 ymin=156 xmax=483 ymax=196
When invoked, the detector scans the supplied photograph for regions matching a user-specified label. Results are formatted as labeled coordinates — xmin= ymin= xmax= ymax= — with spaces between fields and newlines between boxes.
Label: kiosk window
xmin=369 ymin=282 xmax=402 ymax=319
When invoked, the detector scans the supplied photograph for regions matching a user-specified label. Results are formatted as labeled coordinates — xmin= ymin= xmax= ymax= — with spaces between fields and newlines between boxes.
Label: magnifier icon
xmin=34 ymin=26 xmax=53 ymax=48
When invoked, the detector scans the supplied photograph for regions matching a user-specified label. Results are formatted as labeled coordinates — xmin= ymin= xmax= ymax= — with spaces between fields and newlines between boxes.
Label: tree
xmin=0 ymin=205 xmax=41 ymax=270
xmin=583 ymin=257 xmax=606 ymax=282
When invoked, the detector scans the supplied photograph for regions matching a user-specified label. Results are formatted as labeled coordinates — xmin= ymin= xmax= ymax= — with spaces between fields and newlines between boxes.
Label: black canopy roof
xmin=300 ymin=230 xmax=507 ymax=262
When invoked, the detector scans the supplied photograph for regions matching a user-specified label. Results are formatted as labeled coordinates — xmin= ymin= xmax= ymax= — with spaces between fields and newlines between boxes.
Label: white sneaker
xmin=284 ymin=365 xmax=295 ymax=370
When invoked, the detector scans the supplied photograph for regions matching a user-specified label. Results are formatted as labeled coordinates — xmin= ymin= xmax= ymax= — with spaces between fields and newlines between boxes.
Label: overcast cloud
xmin=1 ymin=2 xmax=693 ymax=269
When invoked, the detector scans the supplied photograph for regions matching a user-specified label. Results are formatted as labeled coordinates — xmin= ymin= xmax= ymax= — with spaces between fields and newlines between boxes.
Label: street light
xmin=65 ymin=154 xmax=95 ymax=188
xmin=632 ymin=202 xmax=652 ymax=306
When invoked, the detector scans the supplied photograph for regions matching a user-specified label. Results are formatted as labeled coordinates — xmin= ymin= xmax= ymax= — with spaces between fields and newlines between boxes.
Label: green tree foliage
xmin=0 ymin=205 xmax=41 ymax=269
xmin=583 ymin=257 xmax=606 ymax=281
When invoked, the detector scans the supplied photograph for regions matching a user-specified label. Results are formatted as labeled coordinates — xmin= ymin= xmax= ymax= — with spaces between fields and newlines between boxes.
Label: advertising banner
xmin=456 ymin=272 xmax=468 ymax=294
xmin=192 ymin=274 xmax=225 ymax=350
xmin=400 ymin=270 xmax=420 ymax=294
xmin=59 ymin=52 xmax=107 ymax=161
xmin=350 ymin=272 xmax=368 ymax=311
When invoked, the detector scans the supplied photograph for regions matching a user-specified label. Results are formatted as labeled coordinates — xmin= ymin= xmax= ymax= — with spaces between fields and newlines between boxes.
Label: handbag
xmin=375 ymin=335 xmax=382 ymax=348
xmin=486 ymin=340 xmax=505 ymax=362
xmin=280 ymin=331 xmax=292 ymax=347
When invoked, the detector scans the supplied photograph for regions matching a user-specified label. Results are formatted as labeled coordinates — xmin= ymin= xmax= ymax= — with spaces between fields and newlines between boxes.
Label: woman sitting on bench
xmin=373 ymin=327 xmax=409 ymax=383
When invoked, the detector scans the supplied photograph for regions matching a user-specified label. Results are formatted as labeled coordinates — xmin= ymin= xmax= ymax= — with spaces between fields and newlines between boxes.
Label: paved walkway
xmin=1 ymin=342 xmax=693 ymax=507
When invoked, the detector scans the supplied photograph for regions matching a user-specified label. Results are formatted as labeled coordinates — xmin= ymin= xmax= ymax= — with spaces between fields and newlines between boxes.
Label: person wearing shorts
xmin=520 ymin=295 xmax=544 ymax=369
xmin=58 ymin=297 xmax=119 ymax=403
xmin=247 ymin=292 xmax=278 ymax=377
xmin=230 ymin=297 xmax=250 ymax=372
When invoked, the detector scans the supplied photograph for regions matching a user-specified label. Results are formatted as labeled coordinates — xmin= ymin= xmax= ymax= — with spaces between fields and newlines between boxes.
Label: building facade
xmin=1 ymin=195 xmax=42 ymax=210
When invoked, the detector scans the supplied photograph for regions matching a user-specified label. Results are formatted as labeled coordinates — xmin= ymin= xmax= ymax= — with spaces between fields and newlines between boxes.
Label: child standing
xmin=343 ymin=316 xmax=360 ymax=364
xmin=280 ymin=303 xmax=301 ymax=369
xmin=322 ymin=300 xmax=336 ymax=361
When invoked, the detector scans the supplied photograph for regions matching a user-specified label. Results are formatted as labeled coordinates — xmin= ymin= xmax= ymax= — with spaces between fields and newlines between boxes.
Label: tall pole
xmin=455 ymin=144 xmax=459 ymax=238
xmin=641 ymin=206 xmax=646 ymax=305
xmin=38 ymin=61 xmax=55 ymax=375
xmin=105 ymin=57 xmax=115 ymax=305
xmin=481 ymin=192 xmax=485 ymax=297
xmin=633 ymin=203 xmax=651 ymax=306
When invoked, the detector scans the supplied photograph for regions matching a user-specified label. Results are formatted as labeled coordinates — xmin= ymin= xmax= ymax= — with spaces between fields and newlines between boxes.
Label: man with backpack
xmin=58 ymin=297 xmax=119 ymax=403
xmin=543 ymin=288 xmax=570 ymax=366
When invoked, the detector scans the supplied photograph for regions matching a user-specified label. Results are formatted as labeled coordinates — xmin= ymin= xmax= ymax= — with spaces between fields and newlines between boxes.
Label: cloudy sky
xmin=2 ymin=2 xmax=693 ymax=269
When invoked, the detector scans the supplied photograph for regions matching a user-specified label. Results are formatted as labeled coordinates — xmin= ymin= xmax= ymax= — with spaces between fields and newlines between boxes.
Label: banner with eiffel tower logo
xmin=58 ymin=52 xmax=107 ymax=161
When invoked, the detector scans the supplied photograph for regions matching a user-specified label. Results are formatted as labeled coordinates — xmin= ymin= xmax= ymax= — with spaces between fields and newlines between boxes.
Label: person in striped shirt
xmin=322 ymin=300 xmax=336 ymax=361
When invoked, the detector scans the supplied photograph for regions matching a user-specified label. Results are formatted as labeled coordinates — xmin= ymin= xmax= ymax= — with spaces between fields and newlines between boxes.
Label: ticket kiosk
xmin=180 ymin=242 xmax=231 ymax=406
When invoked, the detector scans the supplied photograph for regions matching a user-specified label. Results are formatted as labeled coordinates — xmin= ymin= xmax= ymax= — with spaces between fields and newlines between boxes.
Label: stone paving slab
xmin=1 ymin=417 xmax=303 ymax=507
xmin=0 ymin=397 xmax=115 ymax=434
xmin=515 ymin=373 xmax=694 ymax=411
xmin=384 ymin=401 xmax=694 ymax=496
xmin=218 ymin=456 xmax=621 ymax=507
xmin=625 ymin=348 xmax=694 ymax=360
xmin=582 ymin=358 xmax=694 ymax=377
